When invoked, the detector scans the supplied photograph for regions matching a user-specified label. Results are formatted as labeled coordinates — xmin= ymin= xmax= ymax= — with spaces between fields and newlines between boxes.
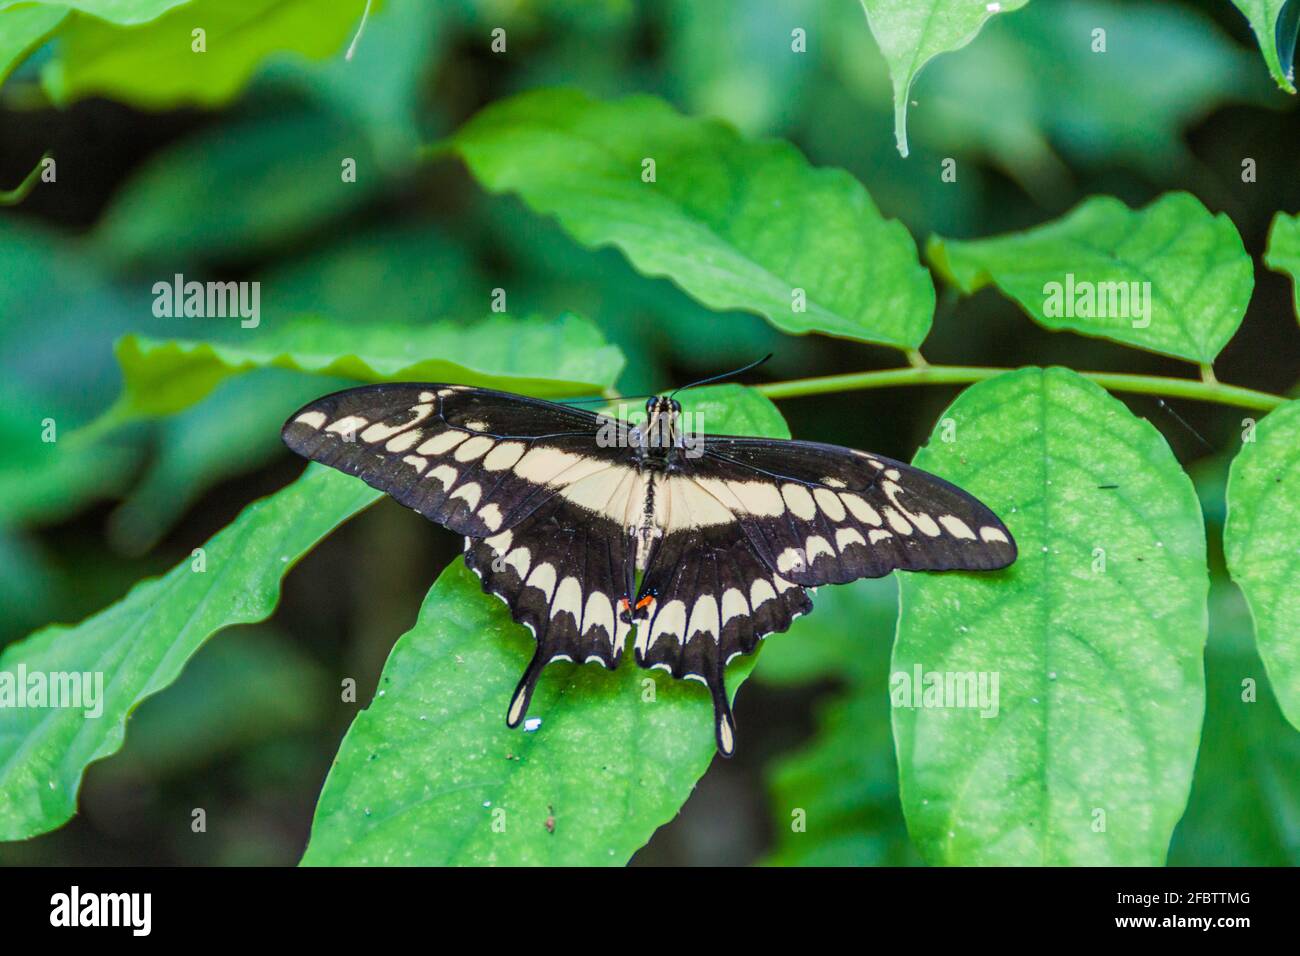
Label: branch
xmin=754 ymin=365 xmax=1287 ymax=412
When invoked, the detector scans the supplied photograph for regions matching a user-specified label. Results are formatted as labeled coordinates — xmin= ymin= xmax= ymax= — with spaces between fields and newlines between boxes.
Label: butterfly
xmin=282 ymin=383 xmax=1016 ymax=756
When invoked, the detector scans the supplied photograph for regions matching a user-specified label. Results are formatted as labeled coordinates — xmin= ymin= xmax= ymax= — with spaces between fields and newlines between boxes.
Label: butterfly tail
xmin=506 ymin=645 xmax=549 ymax=728
xmin=707 ymin=662 xmax=736 ymax=758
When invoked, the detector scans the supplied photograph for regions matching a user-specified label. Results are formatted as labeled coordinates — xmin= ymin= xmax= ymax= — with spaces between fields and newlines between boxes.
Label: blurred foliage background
xmin=1 ymin=0 xmax=1298 ymax=865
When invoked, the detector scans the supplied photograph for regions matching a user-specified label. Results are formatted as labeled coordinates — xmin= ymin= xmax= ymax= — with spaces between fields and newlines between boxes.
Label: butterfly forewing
xmin=695 ymin=436 xmax=1017 ymax=584
xmin=282 ymin=383 xmax=627 ymax=537
xmin=283 ymin=382 xmax=640 ymax=731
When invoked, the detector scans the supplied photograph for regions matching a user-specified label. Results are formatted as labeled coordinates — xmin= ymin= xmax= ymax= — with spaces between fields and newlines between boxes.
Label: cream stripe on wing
xmin=663 ymin=476 xmax=733 ymax=531
xmin=558 ymin=463 xmax=630 ymax=519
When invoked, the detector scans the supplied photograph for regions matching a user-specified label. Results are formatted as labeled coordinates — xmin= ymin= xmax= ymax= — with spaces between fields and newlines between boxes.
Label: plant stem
xmin=754 ymin=365 xmax=1287 ymax=412
xmin=1 ymin=151 xmax=49 ymax=206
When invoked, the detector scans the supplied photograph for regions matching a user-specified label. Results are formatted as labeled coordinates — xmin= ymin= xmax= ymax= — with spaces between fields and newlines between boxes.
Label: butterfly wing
xmin=282 ymin=383 xmax=627 ymax=537
xmin=631 ymin=435 xmax=1016 ymax=755
xmin=282 ymin=383 xmax=638 ymax=729
xmin=632 ymin=513 xmax=812 ymax=756
xmin=463 ymin=494 xmax=634 ymax=729
xmin=694 ymin=435 xmax=1016 ymax=584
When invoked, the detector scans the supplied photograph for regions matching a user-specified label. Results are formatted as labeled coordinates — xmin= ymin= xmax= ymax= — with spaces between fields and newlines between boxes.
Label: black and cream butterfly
xmin=282 ymin=383 xmax=1016 ymax=756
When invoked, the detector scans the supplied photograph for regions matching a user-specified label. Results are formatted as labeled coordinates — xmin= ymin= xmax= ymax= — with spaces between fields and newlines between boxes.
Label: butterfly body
xmin=283 ymin=383 xmax=1016 ymax=756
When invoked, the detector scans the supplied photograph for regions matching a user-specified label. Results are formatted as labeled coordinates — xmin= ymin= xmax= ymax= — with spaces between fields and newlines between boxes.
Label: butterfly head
xmin=641 ymin=396 xmax=684 ymax=455
xmin=644 ymin=395 xmax=682 ymax=417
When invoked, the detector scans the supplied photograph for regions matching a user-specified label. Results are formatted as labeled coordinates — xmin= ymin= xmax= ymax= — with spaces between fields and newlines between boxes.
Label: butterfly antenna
xmin=1155 ymin=398 xmax=1213 ymax=451
xmin=560 ymin=393 xmax=656 ymax=406
xmin=670 ymin=353 xmax=773 ymax=399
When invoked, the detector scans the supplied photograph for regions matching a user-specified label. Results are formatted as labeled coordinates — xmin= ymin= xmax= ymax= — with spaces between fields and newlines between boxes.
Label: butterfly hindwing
xmin=632 ymin=521 xmax=812 ymax=756
xmin=463 ymin=494 xmax=635 ymax=728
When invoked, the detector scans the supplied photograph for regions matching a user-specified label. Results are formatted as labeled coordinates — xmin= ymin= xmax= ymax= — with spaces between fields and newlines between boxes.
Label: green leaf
xmin=666 ymin=383 xmax=790 ymax=440
xmin=1230 ymin=0 xmax=1298 ymax=93
xmin=451 ymin=88 xmax=935 ymax=350
xmin=41 ymin=0 xmax=370 ymax=107
xmin=0 ymin=1 xmax=192 ymax=25
xmin=927 ymin=192 xmax=1253 ymax=365
xmin=1264 ymin=211 xmax=1300 ymax=323
xmin=90 ymin=109 xmax=381 ymax=268
xmin=895 ymin=367 xmax=1208 ymax=865
xmin=0 ymin=5 xmax=65 ymax=90
xmin=0 ymin=464 xmax=380 ymax=841
xmin=478 ymin=198 xmax=802 ymax=398
xmin=1224 ymin=399 xmax=1300 ymax=731
xmin=301 ymin=386 xmax=787 ymax=865
xmin=859 ymin=0 xmax=1029 ymax=158
xmin=107 ymin=313 xmax=625 ymax=422
xmin=1168 ymin=584 xmax=1300 ymax=865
